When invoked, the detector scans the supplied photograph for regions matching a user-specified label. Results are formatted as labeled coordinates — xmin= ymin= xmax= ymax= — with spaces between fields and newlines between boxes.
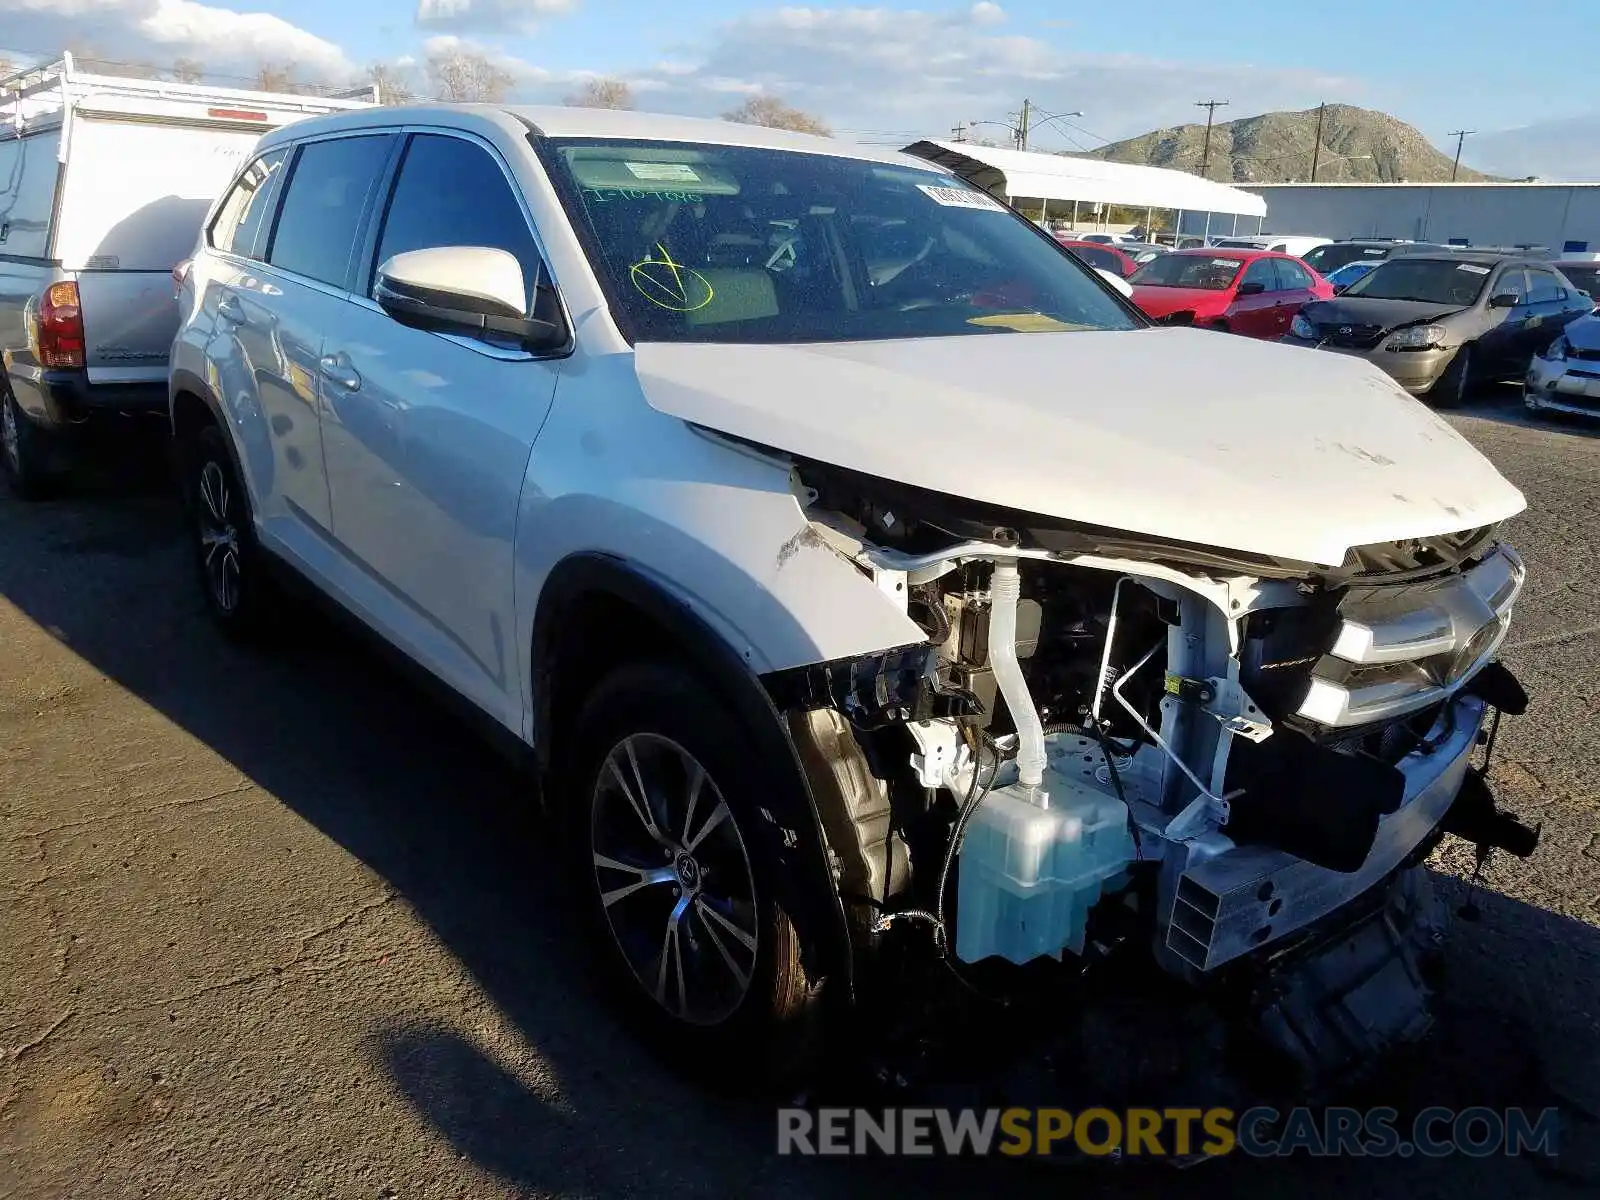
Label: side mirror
xmin=1488 ymin=291 xmax=1519 ymax=309
xmin=1331 ymin=282 xmax=1348 ymax=294
xmin=375 ymin=246 xmax=567 ymax=352
xmin=1158 ymin=310 xmax=1195 ymax=327
xmin=1236 ymin=280 xmax=1266 ymax=296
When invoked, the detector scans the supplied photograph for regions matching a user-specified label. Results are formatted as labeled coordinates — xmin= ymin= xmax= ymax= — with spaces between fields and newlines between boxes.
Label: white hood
xmin=633 ymin=328 xmax=1526 ymax=567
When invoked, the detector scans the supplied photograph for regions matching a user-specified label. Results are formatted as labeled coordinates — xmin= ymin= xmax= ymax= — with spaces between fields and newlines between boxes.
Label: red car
xmin=1054 ymin=238 xmax=1137 ymax=277
xmin=1127 ymin=248 xmax=1333 ymax=337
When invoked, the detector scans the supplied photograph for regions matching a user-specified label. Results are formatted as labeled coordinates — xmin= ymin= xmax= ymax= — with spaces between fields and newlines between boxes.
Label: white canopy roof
xmin=904 ymin=140 xmax=1268 ymax=218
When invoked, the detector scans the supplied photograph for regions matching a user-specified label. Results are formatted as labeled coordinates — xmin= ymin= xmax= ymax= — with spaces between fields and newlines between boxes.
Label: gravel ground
xmin=2 ymin=397 xmax=1597 ymax=1199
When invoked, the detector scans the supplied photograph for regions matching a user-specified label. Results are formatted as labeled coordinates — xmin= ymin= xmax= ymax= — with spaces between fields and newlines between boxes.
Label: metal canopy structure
xmin=903 ymin=139 xmax=1268 ymax=220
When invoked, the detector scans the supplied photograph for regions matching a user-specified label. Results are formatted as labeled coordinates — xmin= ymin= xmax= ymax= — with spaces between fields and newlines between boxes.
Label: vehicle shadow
xmin=1454 ymin=383 xmax=1600 ymax=440
xmin=0 ymin=446 xmax=1596 ymax=1198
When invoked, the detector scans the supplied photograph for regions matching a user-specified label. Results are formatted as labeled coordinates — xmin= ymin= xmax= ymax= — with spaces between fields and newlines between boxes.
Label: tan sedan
xmin=1281 ymin=253 xmax=1595 ymax=406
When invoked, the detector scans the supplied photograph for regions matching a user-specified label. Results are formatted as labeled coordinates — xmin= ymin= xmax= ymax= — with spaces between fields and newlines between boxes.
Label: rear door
xmin=54 ymin=116 xmax=261 ymax=385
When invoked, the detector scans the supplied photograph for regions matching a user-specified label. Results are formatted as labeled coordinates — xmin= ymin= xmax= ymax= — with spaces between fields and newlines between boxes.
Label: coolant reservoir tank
xmin=954 ymin=763 xmax=1136 ymax=965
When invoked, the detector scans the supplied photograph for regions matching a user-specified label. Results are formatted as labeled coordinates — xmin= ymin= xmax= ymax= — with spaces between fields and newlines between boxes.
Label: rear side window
xmin=209 ymin=148 xmax=288 ymax=259
xmin=372 ymin=134 xmax=543 ymax=308
xmin=1277 ymin=258 xmax=1314 ymax=289
xmin=267 ymin=135 xmax=394 ymax=289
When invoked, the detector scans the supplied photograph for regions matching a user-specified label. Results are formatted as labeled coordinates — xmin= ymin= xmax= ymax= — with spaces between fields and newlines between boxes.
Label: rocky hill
xmin=1085 ymin=104 xmax=1495 ymax=183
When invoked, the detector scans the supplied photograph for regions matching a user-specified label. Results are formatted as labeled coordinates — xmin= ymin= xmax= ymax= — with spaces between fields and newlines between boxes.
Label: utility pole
xmin=1309 ymin=101 xmax=1325 ymax=182
xmin=1448 ymin=129 xmax=1474 ymax=181
xmin=1195 ymin=99 xmax=1228 ymax=178
xmin=1016 ymin=98 xmax=1031 ymax=151
xmin=951 ymin=121 xmax=967 ymax=143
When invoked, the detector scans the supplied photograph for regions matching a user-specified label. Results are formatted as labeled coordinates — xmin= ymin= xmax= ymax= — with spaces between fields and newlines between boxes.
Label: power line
xmin=1448 ymin=129 xmax=1475 ymax=181
xmin=1194 ymin=98 xmax=1228 ymax=177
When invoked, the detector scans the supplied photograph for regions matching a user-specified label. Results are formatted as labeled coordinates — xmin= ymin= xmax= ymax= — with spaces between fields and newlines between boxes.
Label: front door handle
xmin=217 ymin=292 xmax=246 ymax=324
xmin=318 ymin=352 xmax=362 ymax=392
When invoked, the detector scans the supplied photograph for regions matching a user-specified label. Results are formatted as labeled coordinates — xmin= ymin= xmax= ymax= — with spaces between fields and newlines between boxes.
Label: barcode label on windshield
xmin=917 ymin=185 xmax=1007 ymax=211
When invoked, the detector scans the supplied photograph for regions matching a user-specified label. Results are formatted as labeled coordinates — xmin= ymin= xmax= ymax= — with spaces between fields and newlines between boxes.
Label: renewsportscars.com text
xmin=776 ymin=1105 xmax=1562 ymax=1159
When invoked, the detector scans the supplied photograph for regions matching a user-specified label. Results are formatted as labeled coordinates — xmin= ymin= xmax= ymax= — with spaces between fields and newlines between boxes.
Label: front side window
xmin=1525 ymin=268 xmax=1564 ymax=305
xmin=209 ymin=148 xmax=288 ymax=259
xmin=1557 ymin=264 xmax=1600 ymax=299
xmin=1239 ymin=259 xmax=1277 ymax=292
xmin=1345 ymin=258 xmax=1490 ymax=306
xmin=373 ymin=134 xmax=546 ymax=309
xmin=267 ymin=134 xmax=395 ymax=289
xmin=1130 ymin=253 xmax=1244 ymax=290
xmin=1490 ymin=268 xmax=1529 ymax=306
xmin=537 ymin=139 xmax=1139 ymax=343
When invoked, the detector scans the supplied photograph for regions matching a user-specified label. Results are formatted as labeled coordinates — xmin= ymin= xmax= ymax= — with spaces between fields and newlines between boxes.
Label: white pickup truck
xmin=0 ymin=55 xmax=374 ymax=496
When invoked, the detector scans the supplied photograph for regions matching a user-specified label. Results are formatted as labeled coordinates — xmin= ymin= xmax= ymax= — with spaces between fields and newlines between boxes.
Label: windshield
xmin=1326 ymin=261 xmax=1377 ymax=286
xmin=1343 ymin=258 xmax=1489 ymax=306
xmin=536 ymin=138 xmax=1140 ymax=344
xmin=1128 ymin=253 xmax=1243 ymax=290
xmin=1302 ymin=243 xmax=1387 ymax=273
xmin=1559 ymin=264 xmax=1600 ymax=299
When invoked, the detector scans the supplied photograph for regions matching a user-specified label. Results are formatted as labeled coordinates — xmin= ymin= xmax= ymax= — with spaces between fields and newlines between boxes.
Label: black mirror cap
xmin=1488 ymin=291 xmax=1519 ymax=308
xmin=376 ymin=277 xmax=570 ymax=354
xmin=1236 ymin=280 xmax=1266 ymax=296
xmin=1158 ymin=310 xmax=1196 ymax=327
xmin=1331 ymin=283 xmax=1347 ymax=295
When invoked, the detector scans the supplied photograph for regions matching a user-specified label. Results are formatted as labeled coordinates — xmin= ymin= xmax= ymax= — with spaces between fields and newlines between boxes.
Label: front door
xmin=1229 ymin=258 xmax=1282 ymax=337
xmin=1479 ymin=266 xmax=1530 ymax=373
xmin=319 ymin=131 xmax=564 ymax=726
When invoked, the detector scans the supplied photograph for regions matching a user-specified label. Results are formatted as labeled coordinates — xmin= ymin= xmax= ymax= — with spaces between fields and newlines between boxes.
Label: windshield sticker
xmin=629 ymin=243 xmax=716 ymax=313
xmin=1363 ymin=248 xmax=1385 ymax=255
xmin=1457 ymin=263 xmax=1490 ymax=274
xmin=917 ymin=184 xmax=1007 ymax=212
xmin=1211 ymin=258 xmax=1239 ymax=267
xmin=625 ymin=161 xmax=701 ymax=183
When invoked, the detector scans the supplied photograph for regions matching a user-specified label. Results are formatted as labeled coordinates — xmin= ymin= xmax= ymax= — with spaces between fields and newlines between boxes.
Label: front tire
xmin=183 ymin=424 xmax=274 ymax=640
xmin=1428 ymin=343 xmax=1474 ymax=408
xmin=1 ymin=387 xmax=57 ymax=501
xmin=565 ymin=662 xmax=823 ymax=1087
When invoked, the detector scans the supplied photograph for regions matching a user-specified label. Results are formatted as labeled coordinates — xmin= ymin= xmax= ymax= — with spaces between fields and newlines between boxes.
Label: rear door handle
xmin=318 ymin=352 xmax=362 ymax=392
xmin=216 ymin=292 xmax=245 ymax=324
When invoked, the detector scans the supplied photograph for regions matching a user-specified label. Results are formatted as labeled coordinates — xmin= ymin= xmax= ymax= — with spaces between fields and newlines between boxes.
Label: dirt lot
xmin=2 ymin=399 xmax=1598 ymax=1199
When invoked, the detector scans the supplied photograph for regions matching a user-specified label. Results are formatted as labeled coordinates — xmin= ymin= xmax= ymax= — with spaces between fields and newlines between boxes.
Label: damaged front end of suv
xmin=758 ymin=454 xmax=1536 ymax=1090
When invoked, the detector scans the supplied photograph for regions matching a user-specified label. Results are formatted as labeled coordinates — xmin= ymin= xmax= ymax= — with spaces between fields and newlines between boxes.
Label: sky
xmin=2 ymin=0 xmax=1597 ymax=177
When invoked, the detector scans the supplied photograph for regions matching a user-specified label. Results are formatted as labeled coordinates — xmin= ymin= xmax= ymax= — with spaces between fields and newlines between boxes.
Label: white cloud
xmin=509 ymin=4 xmax=1363 ymax=147
xmin=1470 ymin=116 xmax=1600 ymax=182
xmin=0 ymin=0 xmax=353 ymax=79
xmin=415 ymin=0 xmax=574 ymax=35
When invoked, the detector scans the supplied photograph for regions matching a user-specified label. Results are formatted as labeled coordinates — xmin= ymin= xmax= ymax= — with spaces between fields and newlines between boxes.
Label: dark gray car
xmin=1282 ymin=254 xmax=1596 ymax=406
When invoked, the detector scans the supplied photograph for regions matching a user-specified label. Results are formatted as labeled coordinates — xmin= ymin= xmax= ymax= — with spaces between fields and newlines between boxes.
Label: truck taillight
xmin=173 ymin=258 xmax=192 ymax=297
xmin=33 ymin=282 xmax=85 ymax=370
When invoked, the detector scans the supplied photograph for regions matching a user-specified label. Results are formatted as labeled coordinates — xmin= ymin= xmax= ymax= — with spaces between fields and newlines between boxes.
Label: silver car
xmin=1525 ymin=311 xmax=1600 ymax=417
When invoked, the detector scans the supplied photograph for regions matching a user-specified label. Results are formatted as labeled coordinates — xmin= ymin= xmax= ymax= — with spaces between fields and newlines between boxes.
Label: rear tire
xmin=1428 ymin=343 xmax=1474 ymax=409
xmin=182 ymin=423 xmax=276 ymax=641
xmin=1 ymin=387 xmax=57 ymax=501
xmin=563 ymin=661 xmax=825 ymax=1088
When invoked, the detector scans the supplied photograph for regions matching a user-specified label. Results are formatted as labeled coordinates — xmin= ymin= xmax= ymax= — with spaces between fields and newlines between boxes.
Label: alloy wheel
xmin=197 ymin=460 xmax=242 ymax=614
xmin=590 ymin=732 xmax=759 ymax=1027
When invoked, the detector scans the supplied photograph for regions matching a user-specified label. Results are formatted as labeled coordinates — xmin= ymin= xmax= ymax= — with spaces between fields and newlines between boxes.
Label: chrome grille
xmin=1315 ymin=322 xmax=1386 ymax=349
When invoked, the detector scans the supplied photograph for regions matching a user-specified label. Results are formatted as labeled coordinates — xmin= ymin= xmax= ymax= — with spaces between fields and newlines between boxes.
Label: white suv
xmin=171 ymin=105 xmax=1540 ymax=1086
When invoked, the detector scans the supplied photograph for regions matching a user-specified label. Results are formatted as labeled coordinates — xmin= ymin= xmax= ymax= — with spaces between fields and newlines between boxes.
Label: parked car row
xmin=0 ymin=74 xmax=1554 ymax=1098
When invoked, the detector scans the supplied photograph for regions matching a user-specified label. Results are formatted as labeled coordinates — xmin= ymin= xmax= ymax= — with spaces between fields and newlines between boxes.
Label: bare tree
xmin=426 ymin=47 xmax=513 ymax=103
xmin=721 ymin=95 xmax=830 ymax=137
xmin=367 ymin=62 xmax=418 ymax=106
xmin=253 ymin=61 xmax=299 ymax=93
xmin=170 ymin=58 xmax=206 ymax=84
xmin=66 ymin=42 xmax=161 ymax=79
xmin=566 ymin=77 xmax=633 ymax=109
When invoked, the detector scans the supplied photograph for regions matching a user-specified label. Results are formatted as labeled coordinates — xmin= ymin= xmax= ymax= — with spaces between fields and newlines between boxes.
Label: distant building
xmin=1241 ymin=182 xmax=1600 ymax=253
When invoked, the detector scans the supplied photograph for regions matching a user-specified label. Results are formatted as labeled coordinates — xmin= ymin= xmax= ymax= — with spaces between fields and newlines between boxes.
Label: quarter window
xmin=373 ymin=134 xmax=545 ymax=309
xmin=267 ymin=134 xmax=395 ymax=289
xmin=209 ymin=148 xmax=288 ymax=259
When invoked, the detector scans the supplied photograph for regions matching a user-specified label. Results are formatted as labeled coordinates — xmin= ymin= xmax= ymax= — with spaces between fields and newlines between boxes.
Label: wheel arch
xmin=169 ymin=368 xmax=263 ymax=516
xmin=531 ymin=551 xmax=855 ymax=999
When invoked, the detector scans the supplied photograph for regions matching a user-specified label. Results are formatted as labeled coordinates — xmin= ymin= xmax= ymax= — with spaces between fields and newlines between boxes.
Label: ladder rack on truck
xmin=0 ymin=54 xmax=379 ymax=496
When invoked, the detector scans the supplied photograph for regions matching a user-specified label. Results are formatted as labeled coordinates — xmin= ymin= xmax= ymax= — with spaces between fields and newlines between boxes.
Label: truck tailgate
xmin=76 ymin=271 xmax=181 ymax=383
